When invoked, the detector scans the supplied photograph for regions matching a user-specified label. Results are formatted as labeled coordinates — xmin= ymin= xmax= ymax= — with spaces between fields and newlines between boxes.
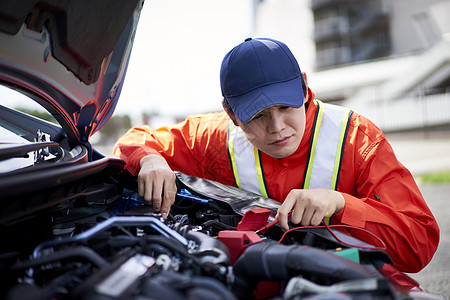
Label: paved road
xmin=408 ymin=183 xmax=450 ymax=297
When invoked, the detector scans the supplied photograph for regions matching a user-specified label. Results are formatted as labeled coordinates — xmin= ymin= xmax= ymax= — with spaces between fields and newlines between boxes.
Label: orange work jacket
xmin=114 ymin=89 xmax=439 ymax=273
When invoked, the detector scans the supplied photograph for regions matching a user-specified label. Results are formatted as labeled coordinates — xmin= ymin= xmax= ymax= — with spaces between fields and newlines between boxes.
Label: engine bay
xmin=0 ymin=168 xmax=435 ymax=300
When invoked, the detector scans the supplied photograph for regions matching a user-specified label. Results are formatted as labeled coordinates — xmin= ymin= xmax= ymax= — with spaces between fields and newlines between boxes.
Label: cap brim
xmin=227 ymin=75 xmax=304 ymax=123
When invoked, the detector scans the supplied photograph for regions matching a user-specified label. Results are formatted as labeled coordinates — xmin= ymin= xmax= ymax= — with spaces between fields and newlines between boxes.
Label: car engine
xmin=1 ymin=167 xmax=436 ymax=300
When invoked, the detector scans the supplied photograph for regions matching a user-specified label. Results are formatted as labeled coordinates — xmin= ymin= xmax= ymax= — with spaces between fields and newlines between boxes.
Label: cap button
xmin=244 ymin=37 xmax=252 ymax=42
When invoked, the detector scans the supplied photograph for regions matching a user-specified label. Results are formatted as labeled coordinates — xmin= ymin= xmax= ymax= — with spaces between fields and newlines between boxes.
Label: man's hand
xmin=276 ymin=189 xmax=345 ymax=231
xmin=138 ymin=154 xmax=177 ymax=217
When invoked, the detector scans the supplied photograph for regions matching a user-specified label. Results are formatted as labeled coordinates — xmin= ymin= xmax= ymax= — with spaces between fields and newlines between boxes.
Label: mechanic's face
xmin=233 ymin=104 xmax=306 ymax=159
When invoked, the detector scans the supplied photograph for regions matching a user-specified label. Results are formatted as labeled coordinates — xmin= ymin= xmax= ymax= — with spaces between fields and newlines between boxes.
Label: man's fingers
xmin=137 ymin=154 xmax=178 ymax=215
xmin=278 ymin=189 xmax=346 ymax=228
xmin=137 ymin=175 xmax=145 ymax=198
xmin=138 ymin=170 xmax=176 ymax=214
xmin=277 ymin=212 xmax=289 ymax=232
xmin=161 ymin=191 xmax=175 ymax=218
xmin=300 ymin=207 xmax=314 ymax=226
xmin=278 ymin=196 xmax=297 ymax=231
xmin=310 ymin=212 xmax=324 ymax=226
xmin=161 ymin=179 xmax=177 ymax=217
xmin=138 ymin=175 xmax=155 ymax=206
xmin=138 ymin=172 xmax=154 ymax=204
xmin=151 ymin=179 xmax=164 ymax=212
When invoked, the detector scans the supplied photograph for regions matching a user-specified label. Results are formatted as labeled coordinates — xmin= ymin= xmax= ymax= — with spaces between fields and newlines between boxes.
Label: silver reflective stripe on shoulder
xmin=304 ymin=100 xmax=351 ymax=190
xmin=227 ymin=120 xmax=268 ymax=196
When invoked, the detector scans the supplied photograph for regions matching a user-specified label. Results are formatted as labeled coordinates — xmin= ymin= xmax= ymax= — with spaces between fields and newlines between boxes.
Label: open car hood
xmin=0 ymin=0 xmax=143 ymax=145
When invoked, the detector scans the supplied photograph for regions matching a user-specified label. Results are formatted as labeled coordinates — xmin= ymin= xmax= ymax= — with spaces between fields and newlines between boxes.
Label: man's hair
xmin=222 ymin=74 xmax=307 ymax=115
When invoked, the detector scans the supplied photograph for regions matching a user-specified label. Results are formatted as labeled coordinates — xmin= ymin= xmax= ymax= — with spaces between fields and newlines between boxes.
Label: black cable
xmin=202 ymin=220 xmax=236 ymax=231
xmin=13 ymin=246 xmax=109 ymax=270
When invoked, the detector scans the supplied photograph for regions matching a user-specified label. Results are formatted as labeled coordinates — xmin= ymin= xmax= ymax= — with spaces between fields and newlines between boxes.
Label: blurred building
xmin=312 ymin=0 xmax=390 ymax=70
xmin=255 ymin=0 xmax=450 ymax=135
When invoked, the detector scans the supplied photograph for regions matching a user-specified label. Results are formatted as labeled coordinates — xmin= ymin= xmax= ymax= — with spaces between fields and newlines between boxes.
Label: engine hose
xmin=188 ymin=277 xmax=237 ymax=300
xmin=13 ymin=246 xmax=109 ymax=270
xmin=169 ymin=223 xmax=231 ymax=266
xmin=141 ymin=271 xmax=236 ymax=300
xmin=202 ymin=220 xmax=237 ymax=231
xmin=232 ymin=240 xmax=377 ymax=299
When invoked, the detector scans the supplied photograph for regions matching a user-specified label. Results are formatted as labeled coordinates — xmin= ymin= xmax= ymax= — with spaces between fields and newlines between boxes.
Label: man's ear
xmin=302 ymin=71 xmax=310 ymax=100
xmin=302 ymin=72 xmax=308 ymax=84
xmin=223 ymin=105 xmax=239 ymax=126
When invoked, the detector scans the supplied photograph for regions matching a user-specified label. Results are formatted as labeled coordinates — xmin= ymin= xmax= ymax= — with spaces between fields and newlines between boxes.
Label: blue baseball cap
xmin=220 ymin=37 xmax=304 ymax=123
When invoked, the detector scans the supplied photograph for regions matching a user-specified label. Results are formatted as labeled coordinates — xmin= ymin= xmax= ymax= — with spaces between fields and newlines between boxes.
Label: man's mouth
xmin=269 ymin=136 xmax=291 ymax=145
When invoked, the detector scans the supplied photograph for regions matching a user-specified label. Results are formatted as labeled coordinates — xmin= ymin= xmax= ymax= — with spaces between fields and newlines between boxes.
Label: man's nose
xmin=266 ymin=113 xmax=285 ymax=133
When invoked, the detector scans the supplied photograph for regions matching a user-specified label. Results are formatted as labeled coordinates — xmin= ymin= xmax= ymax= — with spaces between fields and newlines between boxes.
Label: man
xmin=114 ymin=37 xmax=439 ymax=273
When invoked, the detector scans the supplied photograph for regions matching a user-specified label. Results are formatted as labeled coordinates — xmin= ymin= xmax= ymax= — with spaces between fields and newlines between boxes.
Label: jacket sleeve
xmin=333 ymin=121 xmax=440 ymax=273
xmin=113 ymin=112 xmax=230 ymax=179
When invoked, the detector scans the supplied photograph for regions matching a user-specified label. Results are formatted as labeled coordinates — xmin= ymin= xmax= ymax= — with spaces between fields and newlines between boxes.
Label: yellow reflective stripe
xmin=324 ymin=217 xmax=330 ymax=225
xmin=330 ymin=108 xmax=351 ymax=190
xmin=304 ymin=99 xmax=324 ymax=189
xmin=227 ymin=122 xmax=242 ymax=189
xmin=254 ymin=148 xmax=268 ymax=197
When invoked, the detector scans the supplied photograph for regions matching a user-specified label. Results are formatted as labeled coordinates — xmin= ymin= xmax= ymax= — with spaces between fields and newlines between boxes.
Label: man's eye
xmin=279 ymin=106 xmax=290 ymax=110
xmin=252 ymin=114 xmax=262 ymax=120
